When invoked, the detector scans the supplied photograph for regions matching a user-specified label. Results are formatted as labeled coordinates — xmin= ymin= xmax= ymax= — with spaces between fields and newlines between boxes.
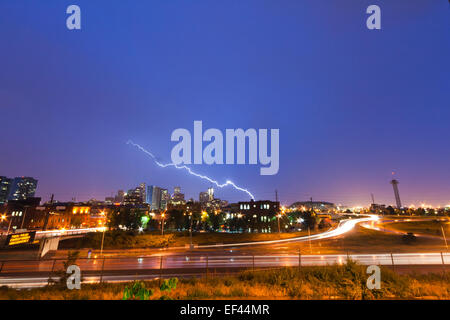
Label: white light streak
xmin=126 ymin=140 xmax=255 ymax=199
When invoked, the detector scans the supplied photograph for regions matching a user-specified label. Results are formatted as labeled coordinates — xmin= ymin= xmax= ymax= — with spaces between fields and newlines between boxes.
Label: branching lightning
xmin=126 ymin=140 xmax=255 ymax=200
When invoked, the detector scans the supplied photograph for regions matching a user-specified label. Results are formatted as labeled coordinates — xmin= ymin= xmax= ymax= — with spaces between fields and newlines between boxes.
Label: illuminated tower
xmin=390 ymin=179 xmax=402 ymax=209
xmin=207 ymin=187 xmax=214 ymax=201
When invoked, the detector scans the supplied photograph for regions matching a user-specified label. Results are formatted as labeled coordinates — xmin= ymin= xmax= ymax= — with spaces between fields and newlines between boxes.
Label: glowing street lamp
xmin=100 ymin=211 xmax=107 ymax=256
xmin=161 ymin=212 xmax=166 ymax=235
xmin=188 ymin=212 xmax=193 ymax=247
xmin=277 ymin=213 xmax=282 ymax=233
xmin=1 ymin=214 xmax=13 ymax=235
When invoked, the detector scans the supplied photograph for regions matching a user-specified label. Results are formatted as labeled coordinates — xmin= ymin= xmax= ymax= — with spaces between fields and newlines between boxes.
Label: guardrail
xmin=0 ymin=252 xmax=448 ymax=287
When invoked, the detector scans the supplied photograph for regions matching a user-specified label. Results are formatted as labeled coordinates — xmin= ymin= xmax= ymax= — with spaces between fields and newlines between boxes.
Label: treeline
xmin=106 ymin=208 xmax=332 ymax=233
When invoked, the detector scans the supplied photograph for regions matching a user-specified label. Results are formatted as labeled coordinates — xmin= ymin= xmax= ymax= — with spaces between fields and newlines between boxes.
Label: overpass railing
xmin=0 ymin=252 xmax=448 ymax=287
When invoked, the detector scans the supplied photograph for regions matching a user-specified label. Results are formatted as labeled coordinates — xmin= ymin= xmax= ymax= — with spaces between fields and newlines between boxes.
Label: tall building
xmin=149 ymin=186 xmax=161 ymax=210
xmin=146 ymin=186 xmax=153 ymax=204
xmin=160 ymin=189 xmax=170 ymax=210
xmin=207 ymin=187 xmax=214 ymax=201
xmin=390 ymin=179 xmax=402 ymax=209
xmin=172 ymin=186 xmax=185 ymax=203
xmin=146 ymin=185 xmax=172 ymax=210
xmin=115 ymin=190 xmax=125 ymax=203
xmin=138 ymin=183 xmax=146 ymax=203
xmin=123 ymin=183 xmax=146 ymax=206
xmin=199 ymin=191 xmax=209 ymax=203
xmin=0 ymin=176 xmax=12 ymax=204
xmin=199 ymin=187 xmax=215 ymax=204
xmin=7 ymin=177 xmax=38 ymax=201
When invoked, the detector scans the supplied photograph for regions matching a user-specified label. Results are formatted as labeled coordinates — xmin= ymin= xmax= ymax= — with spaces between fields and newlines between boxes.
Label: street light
xmin=277 ymin=214 xmax=282 ymax=233
xmin=189 ymin=212 xmax=193 ymax=248
xmin=1 ymin=214 xmax=13 ymax=235
xmin=1 ymin=214 xmax=8 ymax=236
xmin=100 ymin=211 xmax=106 ymax=256
xmin=161 ymin=212 xmax=166 ymax=235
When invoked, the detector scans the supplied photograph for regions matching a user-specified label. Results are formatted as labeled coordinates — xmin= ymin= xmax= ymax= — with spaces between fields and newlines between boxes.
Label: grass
xmin=300 ymin=225 xmax=450 ymax=254
xmin=381 ymin=220 xmax=450 ymax=237
xmin=1 ymin=261 xmax=449 ymax=300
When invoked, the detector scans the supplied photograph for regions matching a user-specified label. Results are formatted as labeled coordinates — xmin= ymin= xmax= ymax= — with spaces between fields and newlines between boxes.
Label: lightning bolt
xmin=126 ymin=140 xmax=255 ymax=200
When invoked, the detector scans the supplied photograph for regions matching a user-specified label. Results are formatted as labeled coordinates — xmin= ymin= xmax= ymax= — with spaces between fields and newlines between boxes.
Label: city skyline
xmin=1 ymin=172 xmax=449 ymax=210
xmin=0 ymin=1 xmax=449 ymax=207
xmin=0 ymin=1 xmax=449 ymax=304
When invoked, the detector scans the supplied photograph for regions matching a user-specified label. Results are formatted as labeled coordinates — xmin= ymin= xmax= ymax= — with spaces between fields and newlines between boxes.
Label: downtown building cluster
xmin=3 ymin=175 xmax=445 ymax=235
xmin=0 ymin=178 xmax=288 ymax=234
xmin=0 ymin=176 xmax=38 ymax=204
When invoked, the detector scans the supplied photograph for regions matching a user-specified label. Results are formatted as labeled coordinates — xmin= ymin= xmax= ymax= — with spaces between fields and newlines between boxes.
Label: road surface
xmin=1 ymin=252 xmax=448 ymax=288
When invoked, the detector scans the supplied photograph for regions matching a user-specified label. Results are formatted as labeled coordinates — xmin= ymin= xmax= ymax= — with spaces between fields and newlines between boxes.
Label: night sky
xmin=0 ymin=1 xmax=449 ymax=207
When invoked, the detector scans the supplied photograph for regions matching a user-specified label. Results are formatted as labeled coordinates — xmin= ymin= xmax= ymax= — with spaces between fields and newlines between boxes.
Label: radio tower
xmin=390 ymin=179 xmax=402 ymax=209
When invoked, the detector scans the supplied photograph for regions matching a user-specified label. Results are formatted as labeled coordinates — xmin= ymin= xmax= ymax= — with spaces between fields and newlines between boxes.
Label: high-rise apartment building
xmin=7 ymin=177 xmax=38 ymax=201
xmin=0 ymin=176 xmax=12 ymax=204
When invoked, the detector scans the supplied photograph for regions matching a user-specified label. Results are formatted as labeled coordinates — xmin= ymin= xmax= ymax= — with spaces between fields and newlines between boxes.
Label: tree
xmin=301 ymin=211 xmax=317 ymax=230
xmin=108 ymin=207 xmax=146 ymax=231
xmin=166 ymin=209 xmax=184 ymax=230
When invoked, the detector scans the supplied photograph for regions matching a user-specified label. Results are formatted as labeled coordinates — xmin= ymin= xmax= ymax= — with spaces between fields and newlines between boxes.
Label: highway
xmin=1 ymin=214 xmax=449 ymax=288
xmin=1 ymin=252 xmax=448 ymax=288
xmin=167 ymin=214 xmax=380 ymax=250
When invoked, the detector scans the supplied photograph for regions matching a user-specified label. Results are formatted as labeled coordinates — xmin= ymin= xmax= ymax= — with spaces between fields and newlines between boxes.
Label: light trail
xmin=126 ymin=140 xmax=255 ymax=200
xmin=2 ymin=251 xmax=448 ymax=289
xmin=194 ymin=214 xmax=380 ymax=248
xmin=34 ymin=227 xmax=106 ymax=239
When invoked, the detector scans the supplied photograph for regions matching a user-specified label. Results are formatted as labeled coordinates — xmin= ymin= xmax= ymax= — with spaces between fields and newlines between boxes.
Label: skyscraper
xmin=7 ymin=177 xmax=38 ymax=201
xmin=149 ymin=186 xmax=161 ymax=211
xmin=137 ymin=183 xmax=146 ymax=203
xmin=172 ymin=186 xmax=185 ymax=203
xmin=207 ymin=187 xmax=214 ymax=201
xmin=146 ymin=186 xmax=153 ymax=204
xmin=0 ymin=176 xmax=12 ymax=204
xmin=115 ymin=190 xmax=125 ymax=203
xmin=160 ymin=189 xmax=169 ymax=210
xmin=199 ymin=191 xmax=209 ymax=203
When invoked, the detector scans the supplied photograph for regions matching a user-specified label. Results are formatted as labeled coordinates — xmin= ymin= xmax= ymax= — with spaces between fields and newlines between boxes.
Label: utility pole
xmin=43 ymin=194 xmax=54 ymax=231
xmin=100 ymin=227 xmax=106 ymax=256
xmin=276 ymin=189 xmax=280 ymax=233
xmin=161 ymin=212 xmax=165 ymax=235
xmin=6 ymin=215 xmax=13 ymax=235
xmin=441 ymin=225 xmax=448 ymax=250
xmin=308 ymin=227 xmax=312 ymax=253
xmin=189 ymin=213 xmax=193 ymax=248
xmin=20 ymin=206 xmax=30 ymax=229
xmin=277 ymin=213 xmax=281 ymax=233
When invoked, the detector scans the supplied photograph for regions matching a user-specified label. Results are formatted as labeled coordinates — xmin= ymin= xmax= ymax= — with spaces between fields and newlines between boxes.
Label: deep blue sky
xmin=0 ymin=1 xmax=449 ymax=207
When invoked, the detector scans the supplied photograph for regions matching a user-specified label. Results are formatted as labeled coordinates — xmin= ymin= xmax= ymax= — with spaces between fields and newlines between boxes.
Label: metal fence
xmin=0 ymin=252 xmax=448 ymax=287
